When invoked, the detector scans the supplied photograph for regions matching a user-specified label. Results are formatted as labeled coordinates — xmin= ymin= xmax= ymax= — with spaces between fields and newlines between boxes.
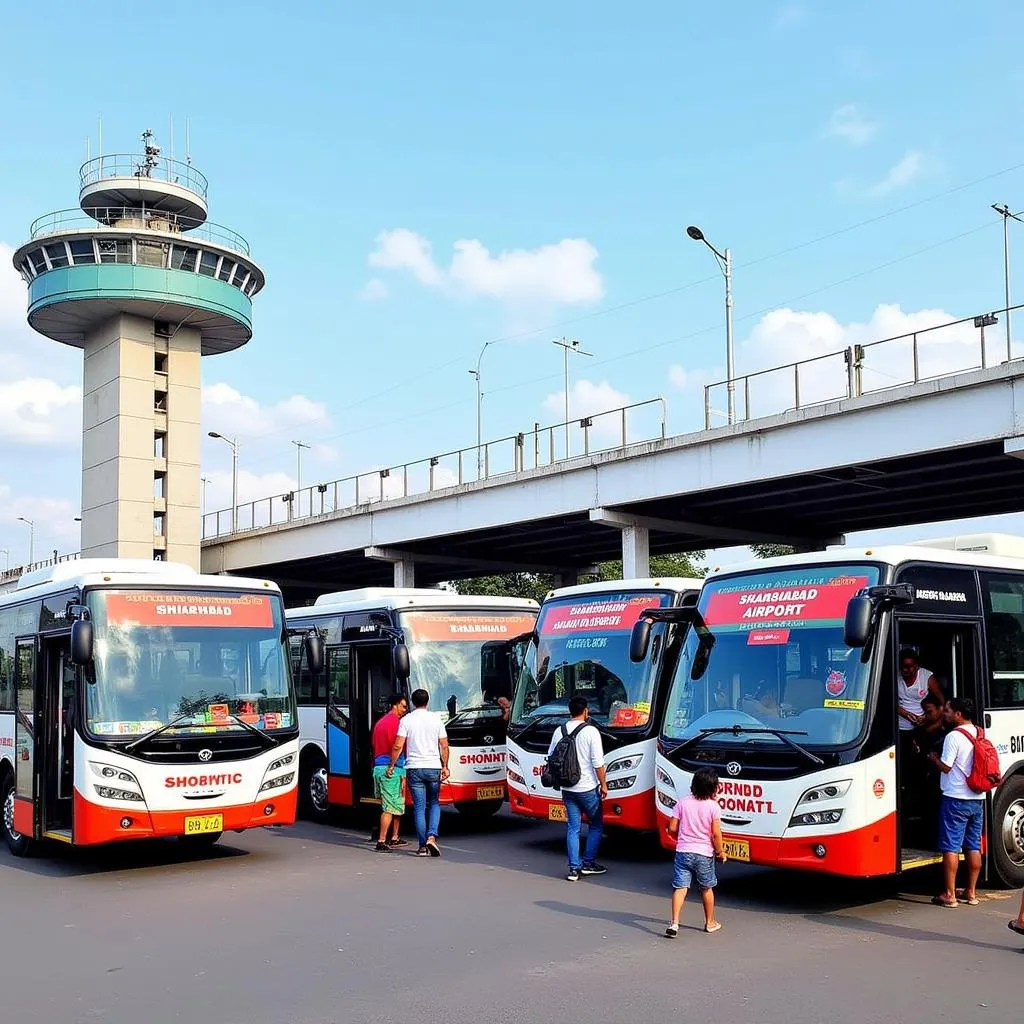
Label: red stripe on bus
xmin=510 ymin=787 xmax=656 ymax=830
xmin=13 ymin=796 xmax=33 ymax=838
xmin=327 ymin=775 xmax=353 ymax=807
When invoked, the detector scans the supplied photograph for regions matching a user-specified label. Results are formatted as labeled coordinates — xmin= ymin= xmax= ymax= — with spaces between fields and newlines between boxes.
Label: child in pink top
xmin=665 ymin=767 xmax=726 ymax=936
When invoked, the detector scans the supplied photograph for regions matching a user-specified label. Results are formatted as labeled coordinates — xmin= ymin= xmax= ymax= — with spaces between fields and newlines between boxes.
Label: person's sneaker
xmin=387 ymin=837 xmax=409 ymax=848
xmin=665 ymin=923 xmax=679 ymax=938
xmin=374 ymin=841 xmax=390 ymax=852
xmin=566 ymin=868 xmax=580 ymax=882
xmin=580 ymin=862 xmax=608 ymax=876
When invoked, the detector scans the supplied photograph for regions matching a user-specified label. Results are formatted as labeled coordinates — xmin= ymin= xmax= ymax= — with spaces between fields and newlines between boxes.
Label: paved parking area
xmin=1 ymin=810 xmax=1020 ymax=1023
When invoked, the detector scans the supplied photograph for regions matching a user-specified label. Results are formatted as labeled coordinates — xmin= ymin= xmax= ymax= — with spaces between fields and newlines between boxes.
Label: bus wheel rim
xmin=3 ymin=788 xmax=21 ymax=842
xmin=1000 ymin=797 xmax=1024 ymax=866
xmin=310 ymin=768 xmax=328 ymax=813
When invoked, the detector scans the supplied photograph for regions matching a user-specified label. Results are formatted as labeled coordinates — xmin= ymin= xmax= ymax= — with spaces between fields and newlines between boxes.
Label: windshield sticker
xmin=402 ymin=613 xmax=537 ymax=642
xmin=747 ymin=629 xmax=790 ymax=646
xmin=824 ymin=699 xmax=865 ymax=710
xmin=704 ymin=572 xmax=871 ymax=631
xmin=539 ymin=594 xmax=666 ymax=635
xmin=208 ymin=703 xmax=230 ymax=723
xmin=825 ymin=670 xmax=848 ymax=697
xmin=609 ymin=705 xmax=650 ymax=728
xmin=105 ymin=592 xmax=274 ymax=629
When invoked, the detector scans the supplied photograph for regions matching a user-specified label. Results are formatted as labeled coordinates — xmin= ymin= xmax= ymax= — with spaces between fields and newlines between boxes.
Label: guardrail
xmin=703 ymin=303 xmax=1024 ymax=428
xmin=0 ymin=552 xmax=80 ymax=588
xmin=29 ymin=207 xmax=250 ymax=256
xmin=202 ymin=398 xmax=667 ymax=540
xmin=80 ymin=154 xmax=209 ymax=198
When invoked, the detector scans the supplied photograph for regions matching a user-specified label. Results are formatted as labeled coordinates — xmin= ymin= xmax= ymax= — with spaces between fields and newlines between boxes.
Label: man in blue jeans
xmin=548 ymin=695 xmax=608 ymax=881
xmin=929 ymin=697 xmax=985 ymax=908
xmin=387 ymin=688 xmax=449 ymax=857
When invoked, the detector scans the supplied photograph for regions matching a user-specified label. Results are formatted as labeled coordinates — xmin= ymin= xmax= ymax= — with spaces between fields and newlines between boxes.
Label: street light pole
xmin=17 ymin=517 xmax=34 ymax=565
xmin=992 ymin=204 xmax=1022 ymax=362
xmin=0 ymin=548 xmax=8 ymax=572
xmin=291 ymin=440 xmax=310 ymax=511
xmin=208 ymin=432 xmax=239 ymax=532
xmin=469 ymin=341 xmax=492 ymax=477
xmin=687 ymin=225 xmax=736 ymax=424
xmin=552 ymin=338 xmax=593 ymax=457
xmin=200 ymin=476 xmax=209 ymax=517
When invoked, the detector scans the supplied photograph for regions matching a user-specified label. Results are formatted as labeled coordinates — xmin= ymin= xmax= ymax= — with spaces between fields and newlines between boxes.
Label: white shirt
xmin=546 ymin=718 xmax=604 ymax=794
xmin=939 ymin=723 xmax=984 ymax=800
xmin=898 ymin=667 xmax=934 ymax=731
xmin=398 ymin=708 xmax=447 ymax=769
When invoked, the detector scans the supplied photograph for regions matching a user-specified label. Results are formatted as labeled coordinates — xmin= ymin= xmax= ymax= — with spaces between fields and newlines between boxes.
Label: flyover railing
xmin=702 ymin=303 xmax=1024 ymax=428
xmin=0 ymin=552 xmax=80 ymax=588
xmin=202 ymin=397 xmax=667 ymax=540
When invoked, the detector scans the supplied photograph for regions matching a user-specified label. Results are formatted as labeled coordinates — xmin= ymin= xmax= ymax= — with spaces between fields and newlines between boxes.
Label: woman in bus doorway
xmin=665 ymin=768 xmax=727 ymax=937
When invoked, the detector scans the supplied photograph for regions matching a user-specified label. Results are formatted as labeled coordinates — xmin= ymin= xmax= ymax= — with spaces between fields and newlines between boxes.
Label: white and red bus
xmin=506 ymin=578 xmax=702 ymax=831
xmin=287 ymin=589 xmax=537 ymax=821
xmin=0 ymin=559 xmax=311 ymax=857
xmin=652 ymin=535 xmax=1024 ymax=886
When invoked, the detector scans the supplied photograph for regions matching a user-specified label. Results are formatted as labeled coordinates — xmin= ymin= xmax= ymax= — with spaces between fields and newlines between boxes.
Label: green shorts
xmin=373 ymin=765 xmax=405 ymax=815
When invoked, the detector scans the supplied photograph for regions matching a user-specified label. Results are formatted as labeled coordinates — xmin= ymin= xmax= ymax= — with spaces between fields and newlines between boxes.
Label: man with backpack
xmin=545 ymin=695 xmax=608 ymax=882
xmin=928 ymin=698 xmax=1001 ymax=908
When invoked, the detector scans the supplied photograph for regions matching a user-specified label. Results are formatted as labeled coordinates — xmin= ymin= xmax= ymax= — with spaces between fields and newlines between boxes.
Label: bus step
xmin=44 ymin=829 xmax=73 ymax=844
xmin=901 ymin=848 xmax=945 ymax=871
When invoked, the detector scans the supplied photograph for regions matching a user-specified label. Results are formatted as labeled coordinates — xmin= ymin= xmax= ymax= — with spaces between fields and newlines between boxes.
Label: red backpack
xmin=956 ymin=726 xmax=1003 ymax=793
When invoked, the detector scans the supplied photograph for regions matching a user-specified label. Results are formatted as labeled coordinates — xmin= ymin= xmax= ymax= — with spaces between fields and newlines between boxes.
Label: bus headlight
xmin=267 ymin=753 xmax=296 ymax=772
xmin=90 ymin=762 xmax=141 ymax=792
xmin=789 ymin=809 xmax=844 ymax=827
xmin=606 ymin=776 xmax=637 ymax=791
xmin=507 ymin=770 xmax=526 ymax=786
xmin=656 ymin=789 xmax=676 ymax=809
xmin=258 ymin=772 xmax=295 ymax=793
xmin=94 ymin=786 xmax=145 ymax=802
xmin=797 ymin=780 xmax=852 ymax=805
xmin=507 ymin=750 xmax=520 ymax=766
xmin=656 ymin=767 xmax=675 ymax=789
xmin=607 ymin=754 xmax=643 ymax=774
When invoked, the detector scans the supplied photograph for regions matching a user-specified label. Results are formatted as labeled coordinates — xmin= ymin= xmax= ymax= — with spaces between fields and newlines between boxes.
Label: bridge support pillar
xmin=621 ymin=524 xmax=650 ymax=579
xmin=364 ymin=546 xmax=416 ymax=587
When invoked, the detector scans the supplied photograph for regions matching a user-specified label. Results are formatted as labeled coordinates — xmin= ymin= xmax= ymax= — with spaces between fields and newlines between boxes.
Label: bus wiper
xmin=512 ymin=713 xmax=568 ymax=742
xmin=668 ymin=725 xmax=824 ymax=766
xmin=124 ymin=713 xmax=194 ymax=753
xmin=229 ymin=714 xmax=281 ymax=749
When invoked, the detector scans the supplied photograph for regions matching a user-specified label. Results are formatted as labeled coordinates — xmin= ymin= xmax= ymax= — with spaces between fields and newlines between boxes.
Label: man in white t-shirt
xmin=547 ymin=695 xmax=608 ymax=882
xmin=387 ymin=688 xmax=449 ymax=857
xmin=928 ymin=697 xmax=985 ymax=908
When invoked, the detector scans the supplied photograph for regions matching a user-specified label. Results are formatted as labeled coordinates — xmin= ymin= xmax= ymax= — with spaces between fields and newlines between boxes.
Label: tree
xmin=750 ymin=543 xmax=794 ymax=559
xmin=590 ymin=551 xmax=706 ymax=582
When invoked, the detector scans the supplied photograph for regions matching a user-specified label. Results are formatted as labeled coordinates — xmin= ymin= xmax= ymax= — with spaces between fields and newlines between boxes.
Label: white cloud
xmin=668 ymin=364 xmax=716 ymax=393
xmin=202 ymin=382 xmax=331 ymax=442
xmin=0 ymin=484 xmax=81 ymax=568
xmin=0 ymin=378 xmax=82 ymax=447
xmin=867 ymin=150 xmax=924 ymax=197
xmin=357 ymin=278 xmax=388 ymax=301
xmin=542 ymin=379 xmax=633 ymax=448
xmin=825 ymin=103 xmax=878 ymax=147
xmin=368 ymin=229 xmax=604 ymax=306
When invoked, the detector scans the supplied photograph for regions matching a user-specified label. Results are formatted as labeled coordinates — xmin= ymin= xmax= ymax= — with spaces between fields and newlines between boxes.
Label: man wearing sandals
xmin=928 ymin=698 xmax=984 ymax=908
xmin=371 ymin=694 xmax=409 ymax=852
xmin=387 ymin=688 xmax=449 ymax=858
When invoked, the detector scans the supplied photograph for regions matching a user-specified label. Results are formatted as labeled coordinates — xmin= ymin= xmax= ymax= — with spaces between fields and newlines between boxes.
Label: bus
xmin=0 ymin=559 xmax=314 ymax=857
xmin=651 ymin=535 xmax=1024 ymax=886
xmin=286 ymin=589 xmax=538 ymax=821
xmin=506 ymin=578 xmax=702 ymax=832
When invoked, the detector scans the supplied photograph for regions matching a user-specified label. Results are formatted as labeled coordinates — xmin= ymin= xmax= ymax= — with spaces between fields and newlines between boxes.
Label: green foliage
xmin=750 ymin=543 xmax=795 ymax=559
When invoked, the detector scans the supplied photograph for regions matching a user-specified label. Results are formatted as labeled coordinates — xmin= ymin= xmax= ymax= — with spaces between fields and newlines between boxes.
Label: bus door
xmin=324 ymin=645 xmax=354 ymax=808
xmin=894 ymin=615 xmax=983 ymax=861
xmin=13 ymin=638 xmax=38 ymax=840
xmin=40 ymin=634 xmax=74 ymax=837
xmin=349 ymin=642 xmax=401 ymax=805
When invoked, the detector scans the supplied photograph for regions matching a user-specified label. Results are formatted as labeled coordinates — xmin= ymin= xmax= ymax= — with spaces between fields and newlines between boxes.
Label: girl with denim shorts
xmin=665 ymin=767 xmax=726 ymax=936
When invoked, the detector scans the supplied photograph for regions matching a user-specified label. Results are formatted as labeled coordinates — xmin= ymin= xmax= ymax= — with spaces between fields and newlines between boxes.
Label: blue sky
xmin=2 ymin=1 xmax=1024 ymax=566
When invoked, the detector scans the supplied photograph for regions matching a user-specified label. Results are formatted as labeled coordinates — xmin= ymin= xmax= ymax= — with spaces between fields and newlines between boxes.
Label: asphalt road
xmin=0 ymin=810 xmax=1020 ymax=1024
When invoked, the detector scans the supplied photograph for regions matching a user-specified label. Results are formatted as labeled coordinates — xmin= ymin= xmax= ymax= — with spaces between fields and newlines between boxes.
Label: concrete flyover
xmin=201 ymin=360 xmax=1024 ymax=601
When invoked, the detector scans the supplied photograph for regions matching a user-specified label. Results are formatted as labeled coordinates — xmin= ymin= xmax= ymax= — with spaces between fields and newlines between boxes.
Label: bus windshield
xmin=661 ymin=564 xmax=881 ymax=748
xmin=85 ymin=589 xmax=295 ymax=737
xmin=511 ymin=591 xmax=674 ymax=730
xmin=400 ymin=609 xmax=538 ymax=723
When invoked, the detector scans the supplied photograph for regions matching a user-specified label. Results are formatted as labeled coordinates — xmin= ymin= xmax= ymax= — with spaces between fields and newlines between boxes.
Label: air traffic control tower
xmin=12 ymin=131 xmax=263 ymax=569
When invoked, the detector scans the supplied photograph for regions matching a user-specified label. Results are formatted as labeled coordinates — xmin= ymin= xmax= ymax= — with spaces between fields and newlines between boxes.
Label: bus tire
xmin=300 ymin=749 xmax=330 ymax=823
xmin=455 ymin=799 xmax=503 ymax=820
xmin=992 ymin=774 xmax=1024 ymax=888
xmin=1 ymin=773 xmax=33 ymax=858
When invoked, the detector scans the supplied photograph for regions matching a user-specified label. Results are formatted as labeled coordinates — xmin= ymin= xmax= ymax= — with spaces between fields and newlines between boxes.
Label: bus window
xmin=982 ymin=574 xmax=1024 ymax=708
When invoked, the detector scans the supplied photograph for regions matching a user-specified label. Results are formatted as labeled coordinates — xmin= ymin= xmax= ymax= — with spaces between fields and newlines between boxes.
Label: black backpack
xmin=542 ymin=722 xmax=590 ymax=790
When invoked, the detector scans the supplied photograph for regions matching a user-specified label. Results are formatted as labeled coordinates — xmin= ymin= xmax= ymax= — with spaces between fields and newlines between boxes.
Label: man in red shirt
xmin=372 ymin=693 xmax=409 ymax=851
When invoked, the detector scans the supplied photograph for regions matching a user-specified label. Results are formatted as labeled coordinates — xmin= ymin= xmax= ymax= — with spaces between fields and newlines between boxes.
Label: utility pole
xmin=992 ymin=203 xmax=1023 ymax=361
xmin=469 ymin=341 xmax=492 ymax=478
xmin=552 ymin=338 xmax=593 ymax=457
xmin=292 ymin=440 xmax=310 ymax=512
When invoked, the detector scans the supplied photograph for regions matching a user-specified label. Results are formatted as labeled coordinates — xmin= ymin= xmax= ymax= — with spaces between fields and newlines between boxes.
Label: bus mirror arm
xmin=844 ymin=584 xmax=914 ymax=650
xmin=630 ymin=607 xmax=714 ymax=664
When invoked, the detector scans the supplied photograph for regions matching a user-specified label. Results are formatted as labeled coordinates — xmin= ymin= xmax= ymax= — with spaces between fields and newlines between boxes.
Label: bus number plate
xmin=184 ymin=814 xmax=223 ymax=835
xmin=724 ymin=839 xmax=749 ymax=862
xmin=548 ymin=804 xmax=567 ymax=822
xmin=476 ymin=785 xmax=504 ymax=801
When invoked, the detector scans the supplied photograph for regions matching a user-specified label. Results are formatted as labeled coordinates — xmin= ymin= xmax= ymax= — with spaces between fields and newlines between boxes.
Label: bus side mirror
xmin=304 ymin=631 xmax=323 ymax=675
xmin=691 ymin=638 xmax=712 ymax=680
xmin=393 ymin=643 xmax=410 ymax=681
xmin=844 ymin=596 xmax=873 ymax=648
xmin=629 ymin=619 xmax=652 ymax=662
xmin=70 ymin=619 xmax=94 ymax=666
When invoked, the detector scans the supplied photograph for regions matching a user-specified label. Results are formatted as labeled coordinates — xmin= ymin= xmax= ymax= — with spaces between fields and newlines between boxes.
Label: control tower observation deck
xmin=12 ymin=130 xmax=264 ymax=569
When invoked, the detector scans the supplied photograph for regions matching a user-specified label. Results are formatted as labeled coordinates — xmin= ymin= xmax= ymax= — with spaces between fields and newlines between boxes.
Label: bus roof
xmin=2 ymin=558 xmax=281 ymax=602
xmin=294 ymin=587 xmax=538 ymax=616
xmin=541 ymin=577 xmax=704 ymax=602
xmin=705 ymin=533 xmax=1024 ymax=581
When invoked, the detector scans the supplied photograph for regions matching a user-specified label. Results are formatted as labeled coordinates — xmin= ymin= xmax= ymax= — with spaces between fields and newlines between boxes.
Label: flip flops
xmin=931 ymin=896 xmax=958 ymax=908
xmin=1009 ymin=920 xmax=1024 ymax=936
